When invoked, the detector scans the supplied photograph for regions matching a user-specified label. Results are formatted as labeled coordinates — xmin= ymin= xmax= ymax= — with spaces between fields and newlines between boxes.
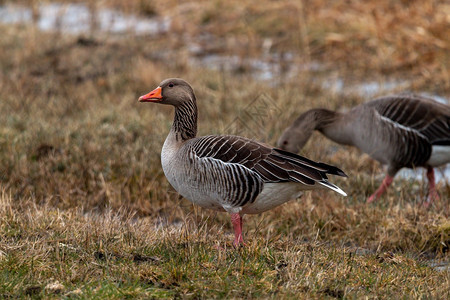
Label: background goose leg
xmin=367 ymin=175 xmax=394 ymax=203
xmin=423 ymin=166 xmax=439 ymax=208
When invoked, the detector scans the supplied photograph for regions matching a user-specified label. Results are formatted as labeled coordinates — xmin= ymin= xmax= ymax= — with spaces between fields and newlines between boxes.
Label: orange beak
xmin=138 ymin=86 xmax=163 ymax=102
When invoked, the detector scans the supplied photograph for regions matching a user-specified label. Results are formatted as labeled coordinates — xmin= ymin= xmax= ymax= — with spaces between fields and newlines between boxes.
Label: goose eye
xmin=283 ymin=141 xmax=288 ymax=145
xmin=168 ymin=83 xmax=174 ymax=88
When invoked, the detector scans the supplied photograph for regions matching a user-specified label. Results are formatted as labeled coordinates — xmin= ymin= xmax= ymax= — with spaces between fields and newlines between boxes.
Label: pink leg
xmin=423 ymin=166 xmax=439 ymax=208
xmin=230 ymin=213 xmax=245 ymax=247
xmin=367 ymin=175 xmax=394 ymax=203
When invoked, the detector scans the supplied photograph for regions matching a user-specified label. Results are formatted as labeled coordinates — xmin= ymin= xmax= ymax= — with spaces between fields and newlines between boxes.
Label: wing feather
xmin=368 ymin=95 xmax=450 ymax=145
xmin=190 ymin=135 xmax=347 ymax=187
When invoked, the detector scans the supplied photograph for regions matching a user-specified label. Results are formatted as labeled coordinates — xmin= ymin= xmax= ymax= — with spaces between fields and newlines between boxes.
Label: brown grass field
xmin=0 ymin=0 xmax=449 ymax=298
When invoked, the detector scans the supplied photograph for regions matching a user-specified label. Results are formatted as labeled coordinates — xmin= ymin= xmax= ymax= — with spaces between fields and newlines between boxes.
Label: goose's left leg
xmin=367 ymin=175 xmax=394 ymax=203
xmin=230 ymin=213 xmax=245 ymax=247
xmin=423 ymin=166 xmax=439 ymax=208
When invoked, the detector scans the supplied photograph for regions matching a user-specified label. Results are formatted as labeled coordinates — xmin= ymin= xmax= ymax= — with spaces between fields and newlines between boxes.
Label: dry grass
xmin=1 ymin=191 xmax=449 ymax=298
xmin=0 ymin=0 xmax=449 ymax=298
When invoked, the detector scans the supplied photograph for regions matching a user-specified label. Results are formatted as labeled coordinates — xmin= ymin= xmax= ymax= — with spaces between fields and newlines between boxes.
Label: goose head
xmin=138 ymin=78 xmax=196 ymax=107
xmin=277 ymin=126 xmax=311 ymax=153
xmin=277 ymin=108 xmax=337 ymax=153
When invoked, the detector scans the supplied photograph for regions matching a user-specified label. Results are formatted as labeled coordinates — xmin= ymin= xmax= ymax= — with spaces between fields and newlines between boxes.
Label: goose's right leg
xmin=423 ymin=166 xmax=439 ymax=208
xmin=231 ymin=213 xmax=245 ymax=247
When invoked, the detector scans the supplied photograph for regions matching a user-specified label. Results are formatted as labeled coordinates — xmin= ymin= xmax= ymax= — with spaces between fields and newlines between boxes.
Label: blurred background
xmin=1 ymin=0 xmax=448 ymax=212
xmin=0 ymin=0 xmax=449 ymax=297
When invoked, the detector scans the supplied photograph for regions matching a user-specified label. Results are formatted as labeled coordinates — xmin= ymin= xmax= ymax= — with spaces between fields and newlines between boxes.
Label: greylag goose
xmin=139 ymin=78 xmax=347 ymax=246
xmin=277 ymin=94 xmax=450 ymax=206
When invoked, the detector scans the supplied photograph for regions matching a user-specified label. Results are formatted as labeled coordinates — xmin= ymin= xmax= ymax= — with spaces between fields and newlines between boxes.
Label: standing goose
xmin=277 ymin=94 xmax=450 ymax=206
xmin=139 ymin=78 xmax=347 ymax=246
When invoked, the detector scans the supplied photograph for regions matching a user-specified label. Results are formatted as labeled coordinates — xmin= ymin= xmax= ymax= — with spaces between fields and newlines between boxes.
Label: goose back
xmin=367 ymin=95 xmax=450 ymax=146
xmin=363 ymin=95 xmax=449 ymax=172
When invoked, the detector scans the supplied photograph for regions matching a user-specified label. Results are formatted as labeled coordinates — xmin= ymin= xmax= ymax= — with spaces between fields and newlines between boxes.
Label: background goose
xmin=139 ymin=78 xmax=347 ymax=246
xmin=277 ymin=94 xmax=450 ymax=206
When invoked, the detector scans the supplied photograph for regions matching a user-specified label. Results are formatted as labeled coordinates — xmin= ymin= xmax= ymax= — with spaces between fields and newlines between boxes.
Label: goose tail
xmin=318 ymin=180 xmax=347 ymax=196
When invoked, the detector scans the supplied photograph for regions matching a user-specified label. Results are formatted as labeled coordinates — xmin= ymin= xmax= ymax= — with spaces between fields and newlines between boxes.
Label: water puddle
xmin=397 ymin=166 xmax=450 ymax=183
xmin=321 ymin=77 xmax=411 ymax=98
xmin=427 ymin=260 xmax=450 ymax=272
xmin=0 ymin=3 xmax=170 ymax=35
xmin=188 ymin=53 xmax=302 ymax=82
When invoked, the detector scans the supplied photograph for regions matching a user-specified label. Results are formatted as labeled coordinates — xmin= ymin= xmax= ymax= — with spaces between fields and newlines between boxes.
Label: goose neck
xmin=172 ymin=100 xmax=198 ymax=141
